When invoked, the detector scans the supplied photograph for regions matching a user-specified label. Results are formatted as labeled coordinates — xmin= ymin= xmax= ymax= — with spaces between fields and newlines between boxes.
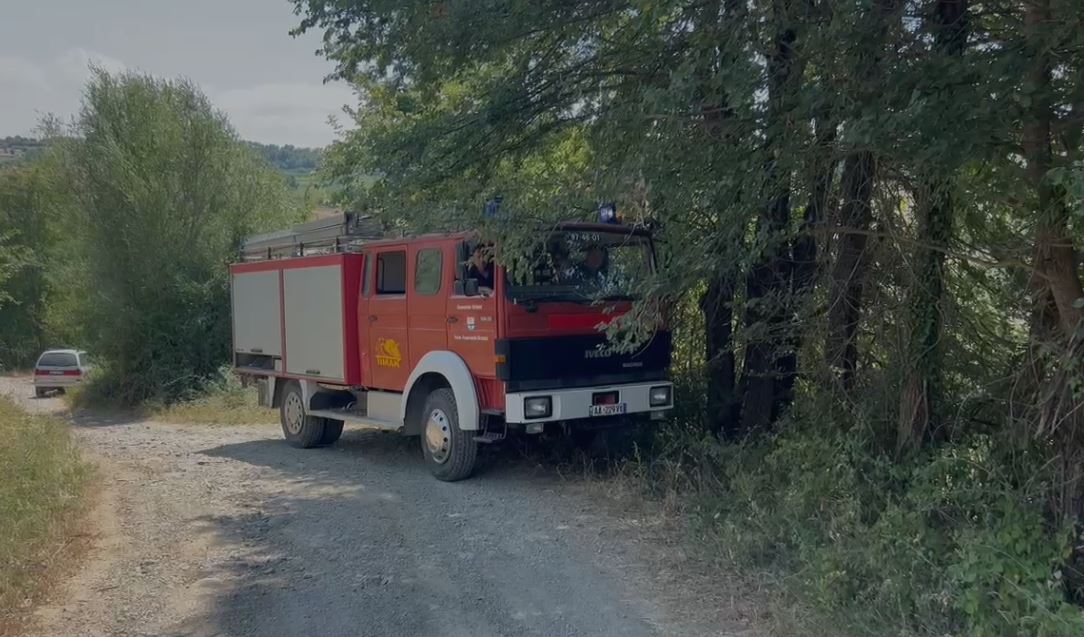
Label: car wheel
xmin=279 ymin=381 xmax=326 ymax=449
xmin=35 ymin=388 xmax=46 ymax=398
xmin=419 ymin=388 xmax=477 ymax=481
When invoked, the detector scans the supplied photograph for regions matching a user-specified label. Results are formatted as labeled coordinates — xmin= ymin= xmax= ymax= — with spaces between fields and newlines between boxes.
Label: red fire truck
xmin=230 ymin=212 xmax=673 ymax=481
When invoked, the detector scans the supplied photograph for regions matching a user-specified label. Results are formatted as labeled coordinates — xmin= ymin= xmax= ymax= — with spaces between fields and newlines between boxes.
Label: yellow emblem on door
xmin=375 ymin=338 xmax=402 ymax=368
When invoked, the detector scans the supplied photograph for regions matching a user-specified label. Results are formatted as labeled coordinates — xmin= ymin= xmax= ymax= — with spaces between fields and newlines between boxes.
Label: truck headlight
xmin=524 ymin=396 xmax=552 ymax=419
xmin=649 ymin=385 xmax=672 ymax=407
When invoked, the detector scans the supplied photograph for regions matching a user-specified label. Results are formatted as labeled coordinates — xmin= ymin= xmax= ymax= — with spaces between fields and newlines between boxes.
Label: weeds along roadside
xmin=66 ymin=365 xmax=274 ymax=426
xmin=612 ymin=375 xmax=1084 ymax=637
xmin=0 ymin=395 xmax=90 ymax=626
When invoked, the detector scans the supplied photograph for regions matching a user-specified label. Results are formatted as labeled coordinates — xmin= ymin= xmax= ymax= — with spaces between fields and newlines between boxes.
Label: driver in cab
xmin=467 ymin=245 xmax=494 ymax=296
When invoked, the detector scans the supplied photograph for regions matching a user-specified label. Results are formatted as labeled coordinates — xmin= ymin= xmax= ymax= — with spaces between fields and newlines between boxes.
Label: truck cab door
xmin=407 ymin=244 xmax=450 ymax=370
xmin=366 ymin=246 xmax=410 ymax=390
xmin=447 ymin=243 xmax=498 ymax=378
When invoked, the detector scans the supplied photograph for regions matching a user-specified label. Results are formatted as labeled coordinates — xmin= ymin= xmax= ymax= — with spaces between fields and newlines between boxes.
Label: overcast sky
xmin=0 ymin=0 xmax=353 ymax=147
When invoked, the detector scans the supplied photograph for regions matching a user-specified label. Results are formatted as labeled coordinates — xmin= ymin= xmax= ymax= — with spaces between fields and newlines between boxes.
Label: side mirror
xmin=464 ymin=278 xmax=480 ymax=297
xmin=453 ymin=280 xmax=465 ymax=295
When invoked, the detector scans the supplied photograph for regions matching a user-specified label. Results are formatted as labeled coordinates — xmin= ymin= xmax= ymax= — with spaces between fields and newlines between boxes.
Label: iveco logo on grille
xmin=584 ymin=349 xmax=612 ymax=359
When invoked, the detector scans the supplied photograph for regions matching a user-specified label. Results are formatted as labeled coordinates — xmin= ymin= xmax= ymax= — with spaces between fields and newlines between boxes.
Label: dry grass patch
xmin=0 ymin=395 xmax=90 ymax=624
xmin=151 ymin=385 xmax=275 ymax=426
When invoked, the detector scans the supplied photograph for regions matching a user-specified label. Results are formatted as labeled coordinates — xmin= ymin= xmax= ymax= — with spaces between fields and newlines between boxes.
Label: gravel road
xmin=1 ymin=376 xmax=752 ymax=637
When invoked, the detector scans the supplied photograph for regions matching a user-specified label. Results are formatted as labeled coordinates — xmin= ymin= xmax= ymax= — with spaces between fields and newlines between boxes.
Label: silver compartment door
xmin=283 ymin=265 xmax=345 ymax=381
xmin=231 ymin=270 xmax=283 ymax=356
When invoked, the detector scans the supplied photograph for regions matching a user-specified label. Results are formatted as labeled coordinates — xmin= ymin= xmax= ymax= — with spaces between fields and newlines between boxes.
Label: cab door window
xmin=376 ymin=251 xmax=407 ymax=294
xmin=414 ymin=248 xmax=443 ymax=296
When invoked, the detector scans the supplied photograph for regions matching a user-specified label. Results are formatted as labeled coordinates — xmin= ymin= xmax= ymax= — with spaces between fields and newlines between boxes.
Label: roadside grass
xmin=586 ymin=411 xmax=1084 ymax=637
xmin=149 ymin=383 xmax=275 ymax=426
xmin=0 ymin=395 xmax=90 ymax=623
xmin=67 ymin=369 xmax=275 ymax=426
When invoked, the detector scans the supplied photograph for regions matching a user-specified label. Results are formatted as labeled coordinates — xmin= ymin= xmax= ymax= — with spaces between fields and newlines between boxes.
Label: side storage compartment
xmin=284 ymin=265 xmax=345 ymax=381
xmin=230 ymin=254 xmax=364 ymax=385
xmin=231 ymin=268 xmax=283 ymax=371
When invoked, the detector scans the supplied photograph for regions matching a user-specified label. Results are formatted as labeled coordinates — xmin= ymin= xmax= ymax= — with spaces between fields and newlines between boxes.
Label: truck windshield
xmin=506 ymin=230 xmax=653 ymax=303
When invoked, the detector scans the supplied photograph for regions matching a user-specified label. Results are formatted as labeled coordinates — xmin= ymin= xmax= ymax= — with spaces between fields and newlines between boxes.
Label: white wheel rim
xmin=424 ymin=408 xmax=452 ymax=464
xmin=284 ymin=392 xmax=304 ymax=435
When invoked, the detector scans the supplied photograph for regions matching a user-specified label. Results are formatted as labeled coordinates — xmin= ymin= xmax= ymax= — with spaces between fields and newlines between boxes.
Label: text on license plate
xmin=589 ymin=403 xmax=627 ymax=417
xmin=49 ymin=371 xmax=64 ymax=375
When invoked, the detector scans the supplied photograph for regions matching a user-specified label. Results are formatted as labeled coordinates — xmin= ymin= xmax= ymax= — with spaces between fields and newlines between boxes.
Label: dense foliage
xmin=0 ymin=71 xmax=302 ymax=402
xmin=293 ymin=0 xmax=1084 ymax=633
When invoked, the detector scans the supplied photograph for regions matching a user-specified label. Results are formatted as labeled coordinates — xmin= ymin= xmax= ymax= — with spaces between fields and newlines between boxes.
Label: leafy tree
xmin=293 ymin=0 xmax=1084 ymax=631
xmin=0 ymin=159 xmax=65 ymax=368
xmin=47 ymin=70 xmax=304 ymax=403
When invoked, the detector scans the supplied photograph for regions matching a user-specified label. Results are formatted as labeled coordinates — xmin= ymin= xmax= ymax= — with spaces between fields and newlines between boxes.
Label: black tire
xmin=419 ymin=388 xmax=477 ymax=481
xmin=318 ymin=419 xmax=344 ymax=446
xmin=57 ymin=388 xmax=66 ymax=395
xmin=34 ymin=388 xmax=46 ymax=398
xmin=279 ymin=381 xmax=326 ymax=448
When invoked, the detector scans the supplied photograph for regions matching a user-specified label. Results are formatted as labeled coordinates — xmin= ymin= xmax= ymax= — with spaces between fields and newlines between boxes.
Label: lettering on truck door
xmin=367 ymin=247 xmax=410 ymax=390
xmin=447 ymin=245 xmax=498 ymax=378
xmin=408 ymin=244 xmax=449 ymax=369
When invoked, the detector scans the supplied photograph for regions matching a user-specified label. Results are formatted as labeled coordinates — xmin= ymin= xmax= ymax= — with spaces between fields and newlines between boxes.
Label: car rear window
xmin=38 ymin=352 xmax=78 ymax=367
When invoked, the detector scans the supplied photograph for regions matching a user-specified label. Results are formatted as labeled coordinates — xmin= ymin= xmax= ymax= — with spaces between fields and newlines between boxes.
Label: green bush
xmin=684 ymin=423 xmax=1084 ymax=636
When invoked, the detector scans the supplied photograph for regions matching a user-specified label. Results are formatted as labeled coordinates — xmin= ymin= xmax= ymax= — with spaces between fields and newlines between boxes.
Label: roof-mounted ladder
xmin=240 ymin=212 xmax=384 ymax=261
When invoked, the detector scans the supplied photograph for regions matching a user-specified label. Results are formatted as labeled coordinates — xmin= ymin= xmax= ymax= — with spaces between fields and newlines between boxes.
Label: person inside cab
xmin=466 ymin=245 xmax=494 ymax=295
xmin=582 ymin=245 xmax=607 ymax=279
xmin=570 ymin=244 xmax=608 ymax=287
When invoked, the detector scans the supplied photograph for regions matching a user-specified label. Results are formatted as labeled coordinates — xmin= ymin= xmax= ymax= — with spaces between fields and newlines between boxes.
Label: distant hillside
xmin=245 ymin=142 xmax=322 ymax=174
xmin=0 ymin=136 xmax=45 ymax=164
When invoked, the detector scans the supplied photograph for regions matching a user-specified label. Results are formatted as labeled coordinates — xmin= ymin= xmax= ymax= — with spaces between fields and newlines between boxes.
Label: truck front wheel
xmin=280 ymin=382 xmax=326 ymax=449
xmin=420 ymin=388 xmax=477 ymax=481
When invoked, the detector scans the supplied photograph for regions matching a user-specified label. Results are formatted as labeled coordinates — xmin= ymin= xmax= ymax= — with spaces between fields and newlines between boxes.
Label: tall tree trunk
xmin=776 ymin=114 xmax=838 ymax=407
xmin=739 ymin=1 xmax=797 ymax=435
xmin=824 ymin=0 xmax=900 ymax=391
xmin=826 ymin=151 xmax=875 ymax=389
xmin=898 ymin=182 xmax=952 ymax=451
xmin=897 ymin=0 xmax=968 ymax=454
xmin=703 ymin=275 xmax=738 ymax=436
xmin=792 ymin=114 xmax=838 ymax=297
xmin=696 ymin=0 xmax=742 ymax=437
xmin=1023 ymin=0 xmax=1084 ymax=337
xmin=1021 ymin=2 xmax=1084 ymax=542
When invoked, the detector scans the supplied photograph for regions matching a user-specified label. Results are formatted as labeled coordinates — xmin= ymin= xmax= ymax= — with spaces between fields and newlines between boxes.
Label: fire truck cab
xmin=230 ymin=213 xmax=673 ymax=481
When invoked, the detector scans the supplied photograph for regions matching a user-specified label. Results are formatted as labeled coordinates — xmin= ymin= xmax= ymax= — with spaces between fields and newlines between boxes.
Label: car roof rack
xmin=240 ymin=212 xmax=384 ymax=261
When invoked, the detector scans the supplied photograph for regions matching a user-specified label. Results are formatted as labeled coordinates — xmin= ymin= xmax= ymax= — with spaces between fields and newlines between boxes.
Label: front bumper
xmin=505 ymin=381 xmax=673 ymax=424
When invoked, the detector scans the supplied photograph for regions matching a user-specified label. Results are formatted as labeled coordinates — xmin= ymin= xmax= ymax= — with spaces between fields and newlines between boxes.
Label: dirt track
xmin=1 ymin=376 xmax=753 ymax=637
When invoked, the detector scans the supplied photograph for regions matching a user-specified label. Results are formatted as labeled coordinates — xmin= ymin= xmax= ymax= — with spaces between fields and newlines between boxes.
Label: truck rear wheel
xmin=319 ymin=420 xmax=344 ymax=446
xmin=420 ymin=388 xmax=477 ymax=481
xmin=280 ymin=382 xmax=326 ymax=448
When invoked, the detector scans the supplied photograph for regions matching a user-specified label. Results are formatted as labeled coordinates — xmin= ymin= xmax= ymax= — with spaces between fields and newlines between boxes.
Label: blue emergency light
xmin=599 ymin=202 xmax=618 ymax=224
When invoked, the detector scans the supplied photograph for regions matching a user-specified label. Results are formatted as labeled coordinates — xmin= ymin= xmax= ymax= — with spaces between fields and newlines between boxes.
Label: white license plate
xmin=49 ymin=370 xmax=64 ymax=375
xmin=589 ymin=403 xmax=627 ymax=417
